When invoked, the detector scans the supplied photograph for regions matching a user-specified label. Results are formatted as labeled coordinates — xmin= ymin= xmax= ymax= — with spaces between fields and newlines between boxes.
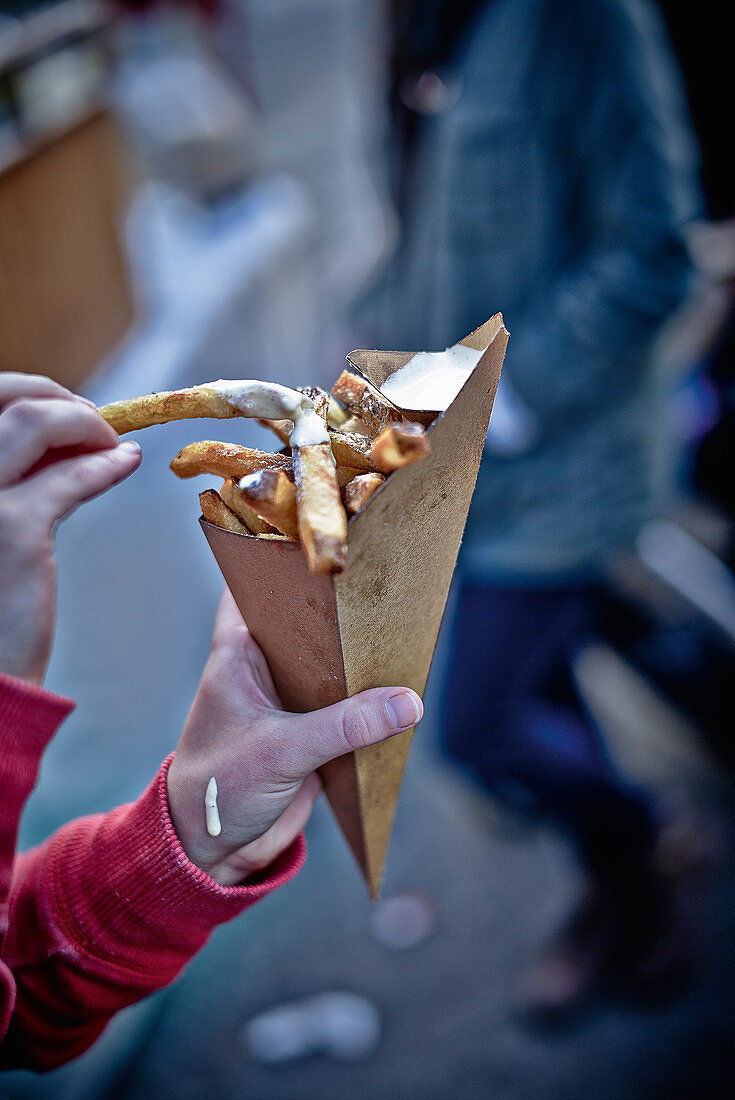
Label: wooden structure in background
xmin=0 ymin=2 xmax=134 ymax=390
xmin=0 ymin=111 xmax=134 ymax=390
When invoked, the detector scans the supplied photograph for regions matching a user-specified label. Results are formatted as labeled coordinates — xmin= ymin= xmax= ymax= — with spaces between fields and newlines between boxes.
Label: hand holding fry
xmin=166 ymin=590 xmax=422 ymax=885
xmin=0 ymin=374 xmax=141 ymax=685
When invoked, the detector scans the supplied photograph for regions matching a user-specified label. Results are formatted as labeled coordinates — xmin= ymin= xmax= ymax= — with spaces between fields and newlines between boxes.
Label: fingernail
xmin=385 ymin=692 xmax=421 ymax=731
xmin=118 ymin=440 xmax=141 ymax=455
xmin=80 ymin=397 xmax=97 ymax=408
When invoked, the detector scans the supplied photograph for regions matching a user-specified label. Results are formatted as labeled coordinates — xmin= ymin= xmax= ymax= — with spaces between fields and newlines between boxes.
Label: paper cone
xmin=202 ymin=314 xmax=508 ymax=897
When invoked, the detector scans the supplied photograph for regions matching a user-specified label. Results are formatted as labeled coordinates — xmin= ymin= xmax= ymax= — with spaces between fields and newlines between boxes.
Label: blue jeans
xmin=441 ymin=583 xmax=656 ymax=877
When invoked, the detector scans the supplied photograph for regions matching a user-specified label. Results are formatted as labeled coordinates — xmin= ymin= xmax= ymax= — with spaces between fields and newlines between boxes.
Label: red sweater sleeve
xmin=0 ymin=674 xmax=305 ymax=1072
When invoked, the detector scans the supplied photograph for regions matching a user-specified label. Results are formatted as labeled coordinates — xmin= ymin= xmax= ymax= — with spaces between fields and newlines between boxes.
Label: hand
xmin=167 ymin=590 xmax=423 ymax=885
xmin=0 ymin=374 xmax=142 ymax=685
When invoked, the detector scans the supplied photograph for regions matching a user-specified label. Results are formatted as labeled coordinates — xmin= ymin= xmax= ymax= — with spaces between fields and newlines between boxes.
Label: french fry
xmin=238 ymin=469 xmax=299 ymax=539
xmin=341 ymin=415 xmax=373 ymax=436
xmin=257 ymin=418 xmax=292 ymax=447
xmin=328 ymin=430 xmax=377 ymax=472
xmin=343 ymin=472 xmax=385 ymax=514
xmin=331 ymin=370 xmax=367 ymax=411
xmin=100 ymin=386 xmax=240 ymax=435
xmin=199 ymin=489 xmax=251 ymax=534
xmin=298 ymin=386 xmax=330 ymax=424
xmin=370 ymin=423 xmax=430 ymax=473
xmin=332 ymin=370 xmax=405 ymax=437
xmin=327 ymin=395 xmax=350 ymax=429
xmin=170 ymin=442 xmax=292 ymax=481
xmin=292 ymin=443 xmax=348 ymax=575
xmin=220 ymin=478 xmax=277 ymax=535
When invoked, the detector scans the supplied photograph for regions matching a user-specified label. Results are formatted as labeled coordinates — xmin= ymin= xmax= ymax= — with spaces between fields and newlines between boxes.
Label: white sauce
xmin=206 ymin=379 xmax=330 ymax=448
xmin=380 ymin=344 xmax=486 ymax=412
xmin=205 ymin=776 xmax=222 ymax=837
xmin=238 ymin=471 xmax=263 ymax=492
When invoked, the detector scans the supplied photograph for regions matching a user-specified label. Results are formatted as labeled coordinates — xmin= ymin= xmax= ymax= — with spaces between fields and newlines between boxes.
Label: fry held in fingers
xmin=100 ymin=385 xmax=235 ymax=435
xmin=171 ymin=442 xmax=292 ymax=481
xmin=99 ymin=379 xmax=325 ymax=439
xmin=199 ymin=489 xmax=250 ymax=534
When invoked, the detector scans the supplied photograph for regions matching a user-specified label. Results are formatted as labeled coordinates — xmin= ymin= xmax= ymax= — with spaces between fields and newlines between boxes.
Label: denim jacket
xmin=356 ymin=0 xmax=701 ymax=582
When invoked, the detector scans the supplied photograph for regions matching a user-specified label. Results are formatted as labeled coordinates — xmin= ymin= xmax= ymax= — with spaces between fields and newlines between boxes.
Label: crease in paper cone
xmin=201 ymin=314 xmax=508 ymax=897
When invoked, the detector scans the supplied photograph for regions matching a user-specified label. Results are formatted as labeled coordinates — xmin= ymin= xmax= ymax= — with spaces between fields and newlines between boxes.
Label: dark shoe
xmin=515 ymin=807 xmax=715 ymax=1023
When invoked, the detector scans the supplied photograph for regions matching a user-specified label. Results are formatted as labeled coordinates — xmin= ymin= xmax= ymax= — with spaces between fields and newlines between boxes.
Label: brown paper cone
xmin=202 ymin=314 xmax=508 ymax=897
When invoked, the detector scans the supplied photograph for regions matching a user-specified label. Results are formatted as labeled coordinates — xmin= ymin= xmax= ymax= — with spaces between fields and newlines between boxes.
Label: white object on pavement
xmin=242 ymin=991 xmax=381 ymax=1064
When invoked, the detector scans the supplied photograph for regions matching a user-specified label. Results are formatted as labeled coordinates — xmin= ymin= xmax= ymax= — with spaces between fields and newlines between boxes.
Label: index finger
xmin=0 ymin=373 xmax=89 ymax=410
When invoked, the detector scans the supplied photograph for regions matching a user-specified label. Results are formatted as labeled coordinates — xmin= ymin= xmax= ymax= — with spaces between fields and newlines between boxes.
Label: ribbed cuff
xmin=47 ymin=756 xmax=306 ymax=979
xmin=0 ymin=672 xmax=75 ymax=798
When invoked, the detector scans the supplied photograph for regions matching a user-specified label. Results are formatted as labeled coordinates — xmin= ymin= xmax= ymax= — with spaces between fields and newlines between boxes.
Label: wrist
xmin=166 ymin=758 xmax=227 ymax=876
xmin=0 ymin=647 xmax=47 ymax=687
xmin=165 ymin=757 xmax=298 ymax=887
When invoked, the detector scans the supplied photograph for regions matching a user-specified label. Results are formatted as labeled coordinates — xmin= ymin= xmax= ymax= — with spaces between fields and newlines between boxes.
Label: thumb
xmin=279 ymin=687 xmax=423 ymax=778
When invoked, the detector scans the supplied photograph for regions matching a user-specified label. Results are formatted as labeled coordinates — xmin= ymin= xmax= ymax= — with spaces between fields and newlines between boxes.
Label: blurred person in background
xmin=353 ymin=0 xmax=703 ymax=1017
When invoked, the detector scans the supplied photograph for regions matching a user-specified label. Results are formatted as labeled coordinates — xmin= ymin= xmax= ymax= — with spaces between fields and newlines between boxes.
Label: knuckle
xmin=3 ymin=398 xmax=42 ymax=434
xmin=339 ymin=702 xmax=382 ymax=752
xmin=72 ymin=448 xmax=116 ymax=485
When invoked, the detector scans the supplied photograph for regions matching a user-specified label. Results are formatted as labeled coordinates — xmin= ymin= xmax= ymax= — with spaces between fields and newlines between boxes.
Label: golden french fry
xmin=238 ymin=469 xmax=299 ymax=539
xmin=99 ymin=380 xmax=328 ymax=447
xmin=100 ymin=386 xmax=238 ymax=435
xmin=171 ymin=442 xmax=292 ymax=480
xmin=298 ymin=385 xmax=330 ymax=424
xmin=292 ymin=442 xmax=348 ymax=575
xmin=328 ymin=430 xmax=376 ymax=472
xmin=332 ymin=370 xmax=404 ymax=437
xmin=332 ymin=370 xmax=366 ymax=410
xmin=370 ymin=422 xmax=430 ymax=473
xmin=199 ymin=489 xmax=250 ymax=534
xmin=220 ymin=478 xmax=277 ymax=535
xmin=343 ymin=472 xmax=385 ymax=514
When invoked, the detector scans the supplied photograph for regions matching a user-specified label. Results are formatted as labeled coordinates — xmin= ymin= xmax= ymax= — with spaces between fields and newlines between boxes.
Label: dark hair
xmin=388 ymin=0 xmax=490 ymax=204
xmin=389 ymin=0 xmax=490 ymax=96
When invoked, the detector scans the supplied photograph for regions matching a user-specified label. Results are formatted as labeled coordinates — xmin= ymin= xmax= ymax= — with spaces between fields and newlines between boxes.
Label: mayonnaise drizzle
xmin=380 ymin=343 xmax=486 ymax=412
xmin=205 ymin=776 xmax=222 ymax=837
xmin=207 ymin=379 xmax=329 ymax=449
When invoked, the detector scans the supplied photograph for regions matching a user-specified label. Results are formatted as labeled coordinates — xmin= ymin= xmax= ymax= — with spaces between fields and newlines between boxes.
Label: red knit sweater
xmin=0 ymin=672 xmax=305 ymax=1071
